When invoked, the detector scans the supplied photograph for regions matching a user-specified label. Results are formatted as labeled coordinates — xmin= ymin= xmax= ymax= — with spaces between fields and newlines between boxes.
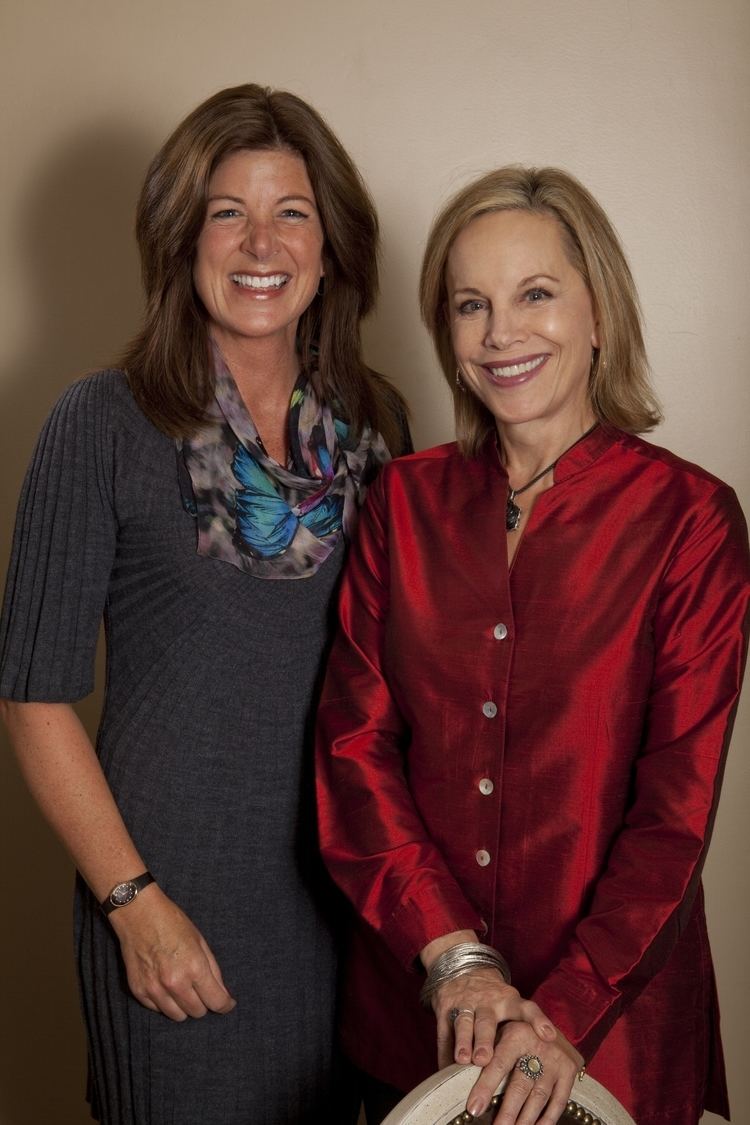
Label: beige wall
xmin=1 ymin=1 xmax=747 ymax=1122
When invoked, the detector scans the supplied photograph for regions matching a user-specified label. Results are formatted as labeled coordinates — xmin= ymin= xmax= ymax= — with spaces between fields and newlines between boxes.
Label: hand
xmin=466 ymin=1021 xmax=582 ymax=1124
xmin=433 ymin=967 xmax=555 ymax=1070
xmin=110 ymin=884 xmax=237 ymax=1021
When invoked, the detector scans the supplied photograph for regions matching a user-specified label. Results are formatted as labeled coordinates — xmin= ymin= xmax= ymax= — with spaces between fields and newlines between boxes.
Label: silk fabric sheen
xmin=316 ymin=426 xmax=750 ymax=1124
xmin=181 ymin=347 xmax=390 ymax=579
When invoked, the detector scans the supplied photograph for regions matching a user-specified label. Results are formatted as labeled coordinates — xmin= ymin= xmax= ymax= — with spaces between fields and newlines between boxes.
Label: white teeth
xmin=231 ymin=273 xmax=288 ymax=290
xmin=490 ymin=356 xmax=546 ymax=377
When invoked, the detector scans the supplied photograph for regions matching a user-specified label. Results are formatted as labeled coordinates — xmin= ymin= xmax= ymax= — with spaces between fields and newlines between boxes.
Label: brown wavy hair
xmin=122 ymin=84 xmax=407 ymax=451
xmin=419 ymin=165 xmax=662 ymax=456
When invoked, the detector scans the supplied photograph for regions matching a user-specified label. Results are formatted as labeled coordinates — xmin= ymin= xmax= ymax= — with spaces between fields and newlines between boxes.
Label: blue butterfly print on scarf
xmin=232 ymin=444 xmax=344 ymax=558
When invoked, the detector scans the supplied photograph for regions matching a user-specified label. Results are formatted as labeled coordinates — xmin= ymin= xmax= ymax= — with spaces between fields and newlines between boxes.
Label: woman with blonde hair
xmin=317 ymin=165 xmax=749 ymax=1124
xmin=0 ymin=84 xmax=408 ymax=1124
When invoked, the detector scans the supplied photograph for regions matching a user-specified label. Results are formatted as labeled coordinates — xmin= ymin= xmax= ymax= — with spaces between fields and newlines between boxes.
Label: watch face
xmin=109 ymin=881 xmax=137 ymax=908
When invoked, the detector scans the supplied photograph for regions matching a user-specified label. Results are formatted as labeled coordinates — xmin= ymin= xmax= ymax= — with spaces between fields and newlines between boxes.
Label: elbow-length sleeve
xmin=0 ymin=374 xmax=116 ymax=702
xmin=316 ymin=470 xmax=483 ymax=967
xmin=533 ymin=482 xmax=750 ymax=1062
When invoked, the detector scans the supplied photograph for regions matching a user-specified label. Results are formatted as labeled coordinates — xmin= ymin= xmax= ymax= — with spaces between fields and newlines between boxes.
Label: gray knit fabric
xmin=0 ymin=371 xmax=351 ymax=1124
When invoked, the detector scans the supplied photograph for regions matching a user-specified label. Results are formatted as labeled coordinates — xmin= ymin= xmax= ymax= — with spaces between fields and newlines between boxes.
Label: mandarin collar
xmin=483 ymin=422 xmax=620 ymax=486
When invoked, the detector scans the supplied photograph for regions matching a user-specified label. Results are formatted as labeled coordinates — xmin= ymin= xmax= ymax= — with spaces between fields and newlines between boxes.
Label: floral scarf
xmin=179 ymin=348 xmax=391 ymax=579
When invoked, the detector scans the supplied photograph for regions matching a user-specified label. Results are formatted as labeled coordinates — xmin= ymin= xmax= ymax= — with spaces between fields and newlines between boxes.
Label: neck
xmin=211 ymin=329 xmax=299 ymax=416
xmin=497 ymin=408 xmax=597 ymax=486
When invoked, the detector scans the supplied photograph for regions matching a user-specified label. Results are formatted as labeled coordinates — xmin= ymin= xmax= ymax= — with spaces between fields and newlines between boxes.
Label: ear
xmin=590 ymin=309 xmax=600 ymax=350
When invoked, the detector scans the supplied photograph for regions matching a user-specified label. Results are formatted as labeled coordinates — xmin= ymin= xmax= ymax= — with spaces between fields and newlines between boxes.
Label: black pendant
xmin=506 ymin=492 xmax=522 ymax=532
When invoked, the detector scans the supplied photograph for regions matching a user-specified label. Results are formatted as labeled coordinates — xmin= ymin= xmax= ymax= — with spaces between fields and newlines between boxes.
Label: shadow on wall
xmin=0 ymin=124 xmax=151 ymax=1125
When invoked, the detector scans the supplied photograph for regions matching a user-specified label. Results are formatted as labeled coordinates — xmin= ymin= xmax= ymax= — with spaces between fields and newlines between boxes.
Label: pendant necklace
xmin=504 ymin=423 xmax=598 ymax=532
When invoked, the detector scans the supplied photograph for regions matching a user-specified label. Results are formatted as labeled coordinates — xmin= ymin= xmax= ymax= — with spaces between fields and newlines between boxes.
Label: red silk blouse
xmin=316 ymin=426 xmax=750 ymax=1125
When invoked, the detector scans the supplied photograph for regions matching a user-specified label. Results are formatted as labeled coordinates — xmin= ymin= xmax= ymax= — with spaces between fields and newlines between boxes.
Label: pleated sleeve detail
xmin=0 ymin=373 xmax=117 ymax=701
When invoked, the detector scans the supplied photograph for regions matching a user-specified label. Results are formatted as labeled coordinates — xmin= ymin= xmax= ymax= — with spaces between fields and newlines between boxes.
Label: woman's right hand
xmin=110 ymin=884 xmax=237 ymax=1021
xmin=432 ymin=966 xmax=555 ymax=1070
xmin=0 ymin=702 xmax=236 ymax=1022
xmin=421 ymin=932 xmax=555 ymax=1070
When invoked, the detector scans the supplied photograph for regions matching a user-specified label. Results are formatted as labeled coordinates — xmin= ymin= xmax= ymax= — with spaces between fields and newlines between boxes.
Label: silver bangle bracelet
xmin=420 ymin=941 xmax=512 ymax=1007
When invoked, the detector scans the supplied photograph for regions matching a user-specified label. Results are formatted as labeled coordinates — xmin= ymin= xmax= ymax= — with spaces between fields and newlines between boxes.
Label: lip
xmin=482 ymin=353 xmax=549 ymax=388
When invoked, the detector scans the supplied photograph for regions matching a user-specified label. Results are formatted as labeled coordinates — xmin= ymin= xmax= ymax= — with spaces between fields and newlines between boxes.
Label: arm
xmin=1 ymin=699 xmax=235 ymax=1020
xmin=0 ymin=378 xmax=233 ymax=1021
xmin=317 ymin=473 xmax=563 ymax=1119
xmin=533 ymin=484 xmax=750 ymax=1061
xmin=317 ymin=472 xmax=483 ymax=955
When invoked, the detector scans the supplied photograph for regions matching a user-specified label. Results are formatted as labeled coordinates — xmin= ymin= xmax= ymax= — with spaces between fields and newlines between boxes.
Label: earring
xmin=455 ymin=367 xmax=466 ymax=393
xmin=591 ymin=349 xmax=607 ymax=375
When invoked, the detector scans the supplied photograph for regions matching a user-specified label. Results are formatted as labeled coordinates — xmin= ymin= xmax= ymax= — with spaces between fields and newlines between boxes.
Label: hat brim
xmin=381 ymin=1062 xmax=636 ymax=1125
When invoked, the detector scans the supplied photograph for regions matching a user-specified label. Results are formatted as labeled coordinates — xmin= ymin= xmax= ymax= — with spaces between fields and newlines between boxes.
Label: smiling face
xmin=446 ymin=209 xmax=599 ymax=442
xmin=193 ymin=148 xmax=325 ymax=362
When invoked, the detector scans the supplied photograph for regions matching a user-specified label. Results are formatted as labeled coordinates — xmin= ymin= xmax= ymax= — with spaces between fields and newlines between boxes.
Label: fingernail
xmin=467 ymin=1097 xmax=486 ymax=1116
xmin=458 ymin=1048 xmax=470 ymax=1062
xmin=541 ymin=1023 xmax=555 ymax=1037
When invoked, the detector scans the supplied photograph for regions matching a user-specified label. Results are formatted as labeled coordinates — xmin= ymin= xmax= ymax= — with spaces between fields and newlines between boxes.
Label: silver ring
xmin=448 ymin=1007 xmax=475 ymax=1023
xmin=516 ymin=1054 xmax=544 ymax=1080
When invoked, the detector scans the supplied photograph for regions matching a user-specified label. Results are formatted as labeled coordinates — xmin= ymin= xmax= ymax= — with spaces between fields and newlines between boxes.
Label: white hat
xmin=381 ymin=1062 xmax=636 ymax=1125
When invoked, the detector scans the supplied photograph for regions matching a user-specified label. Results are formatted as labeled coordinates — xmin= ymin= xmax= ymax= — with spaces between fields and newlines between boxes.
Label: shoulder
xmin=610 ymin=430 xmax=747 ymax=550
xmin=28 ymin=370 xmax=172 ymax=500
xmin=384 ymin=441 xmax=463 ymax=475
xmin=50 ymin=368 xmax=126 ymax=412
xmin=366 ymin=441 xmax=495 ymax=524
xmin=44 ymin=369 xmax=124 ymax=436
xmin=395 ymin=441 xmax=461 ymax=464
xmin=47 ymin=369 xmax=167 ymax=444
xmin=612 ymin=430 xmax=731 ymax=493
xmin=375 ymin=441 xmax=467 ymax=493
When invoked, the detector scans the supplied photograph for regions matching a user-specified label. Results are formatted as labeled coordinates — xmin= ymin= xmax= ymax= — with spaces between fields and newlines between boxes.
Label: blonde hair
xmin=419 ymin=165 xmax=661 ymax=456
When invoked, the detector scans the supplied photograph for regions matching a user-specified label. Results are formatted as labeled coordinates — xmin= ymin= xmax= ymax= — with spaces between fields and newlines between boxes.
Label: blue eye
xmin=525 ymin=287 xmax=551 ymax=302
xmin=279 ymin=208 xmax=307 ymax=219
xmin=212 ymin=208 xmax=241 ymax=220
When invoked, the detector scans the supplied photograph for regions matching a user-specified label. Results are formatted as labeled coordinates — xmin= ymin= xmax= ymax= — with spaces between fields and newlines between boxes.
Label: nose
xmin=483 ymin=304 xmax=524 ymax=350
xmin=241 ymin=220 xmax=279 ymax=261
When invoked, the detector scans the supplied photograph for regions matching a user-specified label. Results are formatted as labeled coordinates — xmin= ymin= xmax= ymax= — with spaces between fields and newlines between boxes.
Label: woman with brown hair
xmin=0 ymin=84 xmax=408 ymax=1124
xmin=316 ymin=166 xmax=749 ymax=1124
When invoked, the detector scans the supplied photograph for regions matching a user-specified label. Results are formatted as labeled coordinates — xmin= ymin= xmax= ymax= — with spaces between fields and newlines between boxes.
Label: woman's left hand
xmin=465 ymin=1020 xmax=583 ymax=1124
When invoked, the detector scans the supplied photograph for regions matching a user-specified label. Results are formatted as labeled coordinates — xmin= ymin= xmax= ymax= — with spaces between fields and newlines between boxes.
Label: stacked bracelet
xmin=420 ymin=941 xmax=512 ymax=1007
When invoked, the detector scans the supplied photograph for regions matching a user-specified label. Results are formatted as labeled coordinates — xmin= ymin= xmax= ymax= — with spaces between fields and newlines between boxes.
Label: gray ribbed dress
xmin=0 ymin=371 xmax=352 ymax=1124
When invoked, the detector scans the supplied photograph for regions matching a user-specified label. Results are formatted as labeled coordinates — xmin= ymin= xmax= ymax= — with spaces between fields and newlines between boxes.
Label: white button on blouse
xmin=475 ymin=849 xmax=491 ymax=867
xmin=482 ymin=701 xmax=497 ymax=718
xmin=478 ymin=778 xmax=494 ymax=795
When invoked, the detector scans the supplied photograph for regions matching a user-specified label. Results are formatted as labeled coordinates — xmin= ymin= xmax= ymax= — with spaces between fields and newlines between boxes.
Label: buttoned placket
xmin=470 ymin=615 xmax=513 ymax=924
xmin=465 ymin=427 xmax=612 ymax=933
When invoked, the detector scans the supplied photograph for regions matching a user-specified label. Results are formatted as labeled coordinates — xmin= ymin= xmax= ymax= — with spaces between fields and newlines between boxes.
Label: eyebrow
xmin=451 ymin=273 xmax=560 ymax=297
xmin=206 ymin=193 xmax=317 ymax=207
xmin=520 ymin=273 xmax=560 ymax=285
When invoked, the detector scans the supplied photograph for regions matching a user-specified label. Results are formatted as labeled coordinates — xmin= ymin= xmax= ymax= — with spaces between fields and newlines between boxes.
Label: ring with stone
xmin=448 ymin=1007 xmax=475 ymax=1023
xmin=516 ymin=1054 xmax=544 ymax=1080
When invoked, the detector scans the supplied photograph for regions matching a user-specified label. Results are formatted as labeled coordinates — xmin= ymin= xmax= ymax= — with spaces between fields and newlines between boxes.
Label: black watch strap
xmin=100 ymin=871 xmax=155 ymax=916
